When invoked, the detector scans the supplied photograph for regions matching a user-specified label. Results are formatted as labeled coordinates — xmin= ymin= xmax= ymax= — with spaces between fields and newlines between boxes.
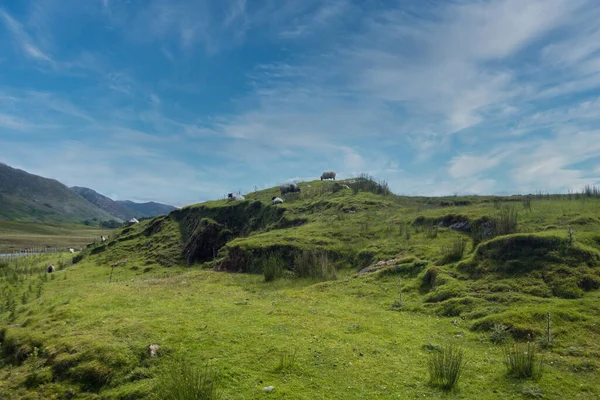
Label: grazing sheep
xmin=321 ymin=171 xmax=336 ymax=180
xmin=69 ymin=248 xmax=75 ymax=253
xmin=100 ymin=236 xmax=106 ymax=242
xmin=148 ymin=344 xmax=160 ymax=358
xmin=227 ymin=193 xmax=245 ymax=201
xmin=280 ymin=183 xmax=301 ymax=196
xmin=46 ymin=264 xmax=55 ymax=273
xmin=271 ymin=196 xmax=284 ymax=204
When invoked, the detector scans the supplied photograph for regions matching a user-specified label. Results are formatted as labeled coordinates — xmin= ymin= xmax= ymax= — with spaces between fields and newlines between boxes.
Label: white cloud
xmin=0 ymin=9 xmax=53 ymax=63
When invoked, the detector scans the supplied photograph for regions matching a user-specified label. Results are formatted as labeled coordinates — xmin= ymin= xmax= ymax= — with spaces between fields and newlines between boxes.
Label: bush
xmin=154 ymin=357 xmax=219 ymax=400
xmin=504 ymin=342 xmax=543 ymax=380
xmin=489 ymin=323 xmax=511 ymax=345
xmin=262 ymin=254 xmax=285 ymax=282
xmin=428 ymin=343 xmax=467 ymax=391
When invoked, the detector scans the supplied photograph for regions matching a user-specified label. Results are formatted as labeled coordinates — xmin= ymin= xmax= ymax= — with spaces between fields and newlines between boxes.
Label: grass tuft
xmin=504 ymin=342 xmax=544 ymax=380
xmin=154 ymin=357 xmax=219 ymax=400
xmin=427 ymin=343 xmax=467 ymax=391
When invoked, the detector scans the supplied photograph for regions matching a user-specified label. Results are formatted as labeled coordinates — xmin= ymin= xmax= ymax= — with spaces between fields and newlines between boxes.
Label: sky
xmin=2 ymin=0 xmax=600 ymax=207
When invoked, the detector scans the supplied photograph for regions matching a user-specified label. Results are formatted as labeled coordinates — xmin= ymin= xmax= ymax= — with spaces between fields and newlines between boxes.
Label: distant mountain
xmin=0 ymin=163 xmax=120 ymax=224
xmin=71 ymin=187 xmax=141 ymax=221
xmin=116 ymin=200 xmax=177 ymax=218
xmin=71 ymin=187 xmax=177 ymax=220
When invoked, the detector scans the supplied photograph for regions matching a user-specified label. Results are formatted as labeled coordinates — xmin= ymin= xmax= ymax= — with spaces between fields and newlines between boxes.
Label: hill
xmin=71 ymin=187 xmax=177 ymax=221
xmin=0 ymin=163 xmax=121 ymax=224
xmin=1 ymin=177 xmax=600 ymax=399
xmin=116 ymin=200 xmax=177 ymax=218
xmin=70 ymin=187 xmax=141 ymax=221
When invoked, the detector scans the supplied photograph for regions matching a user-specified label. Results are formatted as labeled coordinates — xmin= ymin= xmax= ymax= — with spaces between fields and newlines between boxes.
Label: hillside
xmin=1 ymin=177 xmax=600 ymax=399
xmin=116 ymin=200 xmax=177 ymax=218
xmin=70 ymin=187 xmax=141 ymax=221
xmin=0 ymin=163 xmax=121 ymax=224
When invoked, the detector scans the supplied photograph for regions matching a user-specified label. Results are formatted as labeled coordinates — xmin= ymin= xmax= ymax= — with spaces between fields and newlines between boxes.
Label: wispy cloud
xmin=0 ymin=9 xmax=53 ymax=63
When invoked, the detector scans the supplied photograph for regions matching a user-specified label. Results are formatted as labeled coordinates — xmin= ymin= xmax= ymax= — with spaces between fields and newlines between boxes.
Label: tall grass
xmin=428 ymin=343 xmax=467 ymax=391
xmin=494 ymin=205 xmax=519 ymax=236
xmin=293 ymin=249 xmax=337 ymax=281
xmin=504 ymin=342 xmax=544 ymax=380
xmin=154 ymin=358 xmax=219 ymax=400
xmin=274 ymin=348 xmax=297 ymax=372
xmin=440 ymin=238 xmax=467 ymax=264
xmin=348 ymin=174 xmax=391 ymax=196
xmin=262 ymin=254 xmax=285 ymax=282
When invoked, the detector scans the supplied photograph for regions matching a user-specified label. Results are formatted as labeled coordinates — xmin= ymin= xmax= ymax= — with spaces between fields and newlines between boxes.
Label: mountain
xmin=116 ymin=200 xmax=177 ymax=218
xmin=71 ymin=187 xmax=177 ymax=220
xmin=70 ymin=186 xmax=141 ymax=221
xmin=0 ymin=163 xmax=119 ymax=224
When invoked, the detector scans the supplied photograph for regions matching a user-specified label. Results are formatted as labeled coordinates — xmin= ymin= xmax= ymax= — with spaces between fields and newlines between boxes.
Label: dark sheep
xmin=321 ymin=171 xmax=336 ymax=180
xmin=280 ymin=183 xmax=301 ymax=196
xmin=46 ymin=264 xmax=55 ymax=273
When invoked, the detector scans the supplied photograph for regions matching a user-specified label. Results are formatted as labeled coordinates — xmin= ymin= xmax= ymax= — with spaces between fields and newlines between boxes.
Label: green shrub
xmin=551 ymin=278 xmax=583 ymax=299
xmin=428 ymin=343 xmax=467 ymax=391
xmin=154 ymin=357 xmax=219 ymax=400
xmin=504 ymin=342 xmax=543 ymax=380
xmin=489 ymin=323 xmax=511 ymax=345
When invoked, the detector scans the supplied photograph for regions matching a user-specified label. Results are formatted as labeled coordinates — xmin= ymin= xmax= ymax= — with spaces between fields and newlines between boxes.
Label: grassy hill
xmin=0 ymin=164 xmax=120 ymax=224
xmin=1 ymin=177 xmax=600 ymax=399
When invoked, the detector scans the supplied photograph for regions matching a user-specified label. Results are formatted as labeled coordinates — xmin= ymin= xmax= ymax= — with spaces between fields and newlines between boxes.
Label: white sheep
xmin=69 ymin=248 xmax=75 ymax=253
xmin=100 ymin=236 xmax=106 ymax=242
xmin=280 ymin=183 xmax=301 ymax=196
xmin=227 ymin=193 xmax=245 ymax=201
xmin=271 ymin=197 xmax=284 ymax=204
xmin=321 ymin=171 xmax=336 ymax=180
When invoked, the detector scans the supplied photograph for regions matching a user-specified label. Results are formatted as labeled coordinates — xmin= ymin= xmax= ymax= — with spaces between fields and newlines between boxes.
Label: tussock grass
xmin=274 ymin=348 xmax=297 ymax=373
xmin=504 ymin=342 xmax=544 ymax=380
xmin=154 ymin=357 xmax=219 ymax=400
xmin=428 ymin=343 xmax=467 ymax=391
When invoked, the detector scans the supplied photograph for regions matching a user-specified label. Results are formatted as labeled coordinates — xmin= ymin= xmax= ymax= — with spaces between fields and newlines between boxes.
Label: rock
xmin=263 ymin=386 xmax=275 ymax=392
xmin=449 ymin=221 xmax=470 ymax=231
xmin=148 ymin=344 xmax=159 ymax=357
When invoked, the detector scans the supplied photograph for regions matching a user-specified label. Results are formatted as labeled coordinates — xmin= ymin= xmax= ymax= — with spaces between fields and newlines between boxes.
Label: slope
xmin=0 ymin=163 xmax=121 ymax=224
xmin=70 ymin=186 xmax=140 ymax=221
xmin=2 ymin=178 xmax=600 ymax=399
xmin=116 ymin=200 xmax=177 ymax=217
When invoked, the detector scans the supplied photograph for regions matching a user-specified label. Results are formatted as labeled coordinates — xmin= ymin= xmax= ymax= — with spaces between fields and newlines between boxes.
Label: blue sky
xmin=2 ymin=0 xmax=600 ymax=207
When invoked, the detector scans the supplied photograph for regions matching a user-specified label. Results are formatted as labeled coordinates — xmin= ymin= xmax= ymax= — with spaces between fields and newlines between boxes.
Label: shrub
xmin=489 ymin=323 xmax=511 ymax=345
xmin=504 ymin=342 xmax=543 ymax=380
xmin=154 ymin=357 xmax=219 ymax=400
xmin=428 ymin=343 xmax=467 ymax=391
xmin=262 ymin=254 xmax=285 ymax=282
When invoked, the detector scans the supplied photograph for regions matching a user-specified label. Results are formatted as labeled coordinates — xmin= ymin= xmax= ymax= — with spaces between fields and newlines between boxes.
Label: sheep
xmin=69 ymin=248 xmax=75 ymax=253
xmin=271 ymin=197 xmax=284 ymax=204
xmin=46 ymin=264 xmax=55 ymax=273
xmin=280 ymin=183 xmax=301 ymax=196
xmin=227 ymin=193 xmax=245 ymax=201
xmin=100 ymin=236 xmax=106 ymax=242
xmin=321 ymin=171 xmax=336 ymax=180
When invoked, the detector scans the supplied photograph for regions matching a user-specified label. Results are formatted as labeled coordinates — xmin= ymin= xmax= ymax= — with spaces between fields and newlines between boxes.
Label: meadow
xmin=1 ymin=178 xmax=600 ymax=399
xmin=0 ymin=221 xmax=110 ymax=254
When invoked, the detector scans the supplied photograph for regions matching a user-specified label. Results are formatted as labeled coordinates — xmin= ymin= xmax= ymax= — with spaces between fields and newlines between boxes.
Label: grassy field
xmin=0 ymin=221 xmax=112 ymax=253
xmin=1 ymin=178 xmax=600 ymax=399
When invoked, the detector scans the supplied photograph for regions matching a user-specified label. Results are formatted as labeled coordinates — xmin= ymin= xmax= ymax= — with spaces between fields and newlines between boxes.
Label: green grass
xmin=1 ymin=178 xmax=600 ymax=398
xmin=504 ymin=342 xmax=544 ymax=380
xmin=427 ymin=343 xmax=467 ymax=391
xmin=0 ymin=220 xmax=112 ymax=253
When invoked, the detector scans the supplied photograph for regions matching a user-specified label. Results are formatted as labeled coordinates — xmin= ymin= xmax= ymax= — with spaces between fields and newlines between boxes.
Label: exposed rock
xmin=148 ymin=344 xmax=159 ymax=357
xmin=358 ymin=258 xmax=398 ymax=274
xmin=263 ymin=386 xmax=275 ymax=392
xmin=449 ymin=221 xmax=470 ymax=231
